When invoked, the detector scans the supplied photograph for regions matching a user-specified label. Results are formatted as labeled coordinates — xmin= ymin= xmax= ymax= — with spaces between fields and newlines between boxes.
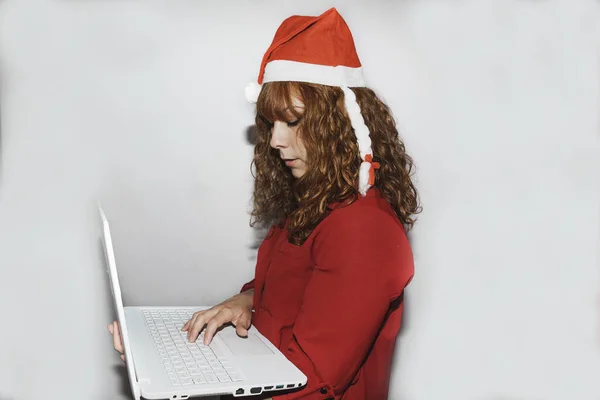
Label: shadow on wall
xmin=0 ymin=0 xmax=7 ymax=186
xmin=483 ymin=397 xmax=543 ymax=400
xmin=111 ymin=365 xmax=133 ymax=399
xmin=245 ymin=124 xmax=259 ymax=147
xmin=0 ymin=56 xmax=4 ymax=187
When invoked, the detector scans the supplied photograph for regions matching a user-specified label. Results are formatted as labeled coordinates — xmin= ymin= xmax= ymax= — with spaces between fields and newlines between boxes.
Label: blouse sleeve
xmin=274 ymin=211 xmax=412 ymax=399
xmin=240 ymin=279 xmax=255 ymax=294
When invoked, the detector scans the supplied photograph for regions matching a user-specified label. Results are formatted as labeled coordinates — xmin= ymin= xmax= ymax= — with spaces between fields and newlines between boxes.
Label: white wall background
xmin=0 ymin=1 xmax=599 ymax=400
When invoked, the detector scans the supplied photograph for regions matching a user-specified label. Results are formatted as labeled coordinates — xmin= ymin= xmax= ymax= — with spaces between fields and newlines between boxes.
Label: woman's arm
xmin=274 ymin=211 xmax=413 ymax=399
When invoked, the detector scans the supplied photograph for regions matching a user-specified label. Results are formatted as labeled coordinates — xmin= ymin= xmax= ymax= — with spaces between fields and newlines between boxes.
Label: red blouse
xmin=240 ymin=188 xmax=414 ymax=399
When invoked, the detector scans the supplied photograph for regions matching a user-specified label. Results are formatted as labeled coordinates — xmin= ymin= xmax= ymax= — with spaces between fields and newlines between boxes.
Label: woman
xmin=109 ymin=7 xmax=420 ymax=399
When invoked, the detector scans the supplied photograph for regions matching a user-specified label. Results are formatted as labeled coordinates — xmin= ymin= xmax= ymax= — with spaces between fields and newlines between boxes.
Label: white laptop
xmin=98 ymin=205 xmax=307 ymax=399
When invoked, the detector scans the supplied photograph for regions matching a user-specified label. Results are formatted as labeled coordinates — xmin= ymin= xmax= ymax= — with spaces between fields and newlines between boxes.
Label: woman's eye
xmin=287 ymin=119 xmax=301 ymax=127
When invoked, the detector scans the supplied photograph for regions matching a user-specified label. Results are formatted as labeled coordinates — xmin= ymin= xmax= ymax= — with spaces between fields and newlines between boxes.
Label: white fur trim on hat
xmin=341 ymin=86 xmax=371 ymax=159
xmin=341 ymin=85 xmax=375 ymax=196
xmin=358 ymin=161 xmax=372 ymax=196
xmin=263 ymin=60 xmax=366 ymax=87
xmin=245 ymin=82 xmax=262 ymax=103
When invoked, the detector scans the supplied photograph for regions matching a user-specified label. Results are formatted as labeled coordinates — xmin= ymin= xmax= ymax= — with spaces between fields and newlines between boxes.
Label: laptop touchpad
xmin=218 ymin=330 xmax=274 ymax=356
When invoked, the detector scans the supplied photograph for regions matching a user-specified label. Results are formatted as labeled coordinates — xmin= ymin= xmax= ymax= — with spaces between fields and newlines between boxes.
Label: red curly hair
xmin=250 ymin=81 xmax=421 ymax=245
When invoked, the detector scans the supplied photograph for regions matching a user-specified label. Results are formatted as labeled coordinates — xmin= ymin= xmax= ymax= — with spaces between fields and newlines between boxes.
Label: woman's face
xmin=268 ymin=96 xmax=307 ymax=178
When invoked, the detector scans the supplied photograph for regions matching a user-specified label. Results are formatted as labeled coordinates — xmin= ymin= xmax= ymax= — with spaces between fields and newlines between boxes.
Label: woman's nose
xmin=269 ymin=121 xmax=289 ymax=149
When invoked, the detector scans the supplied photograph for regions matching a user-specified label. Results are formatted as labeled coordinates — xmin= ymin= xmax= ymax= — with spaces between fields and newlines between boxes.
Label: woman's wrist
xmin=239 ymin=288 xmax=255 ymax=310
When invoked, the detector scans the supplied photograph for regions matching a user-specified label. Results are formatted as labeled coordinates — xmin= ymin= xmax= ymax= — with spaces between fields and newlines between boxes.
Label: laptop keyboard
xmin=143 ymin=309 xmax=243 ymax=386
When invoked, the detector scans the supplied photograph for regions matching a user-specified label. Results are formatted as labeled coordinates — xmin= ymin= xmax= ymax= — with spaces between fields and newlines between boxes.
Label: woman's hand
xmin=182 ymin=289 xmax=254 ymax=345
xmin=107 ymin=320 xmax=126 ymax=363
xmin=107 ymin=289 xmax=254 ymax=358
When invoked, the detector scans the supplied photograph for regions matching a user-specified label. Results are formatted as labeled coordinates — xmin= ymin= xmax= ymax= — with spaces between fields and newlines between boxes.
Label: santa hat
xmin=245 ymin=7 xmax=379 ymax=196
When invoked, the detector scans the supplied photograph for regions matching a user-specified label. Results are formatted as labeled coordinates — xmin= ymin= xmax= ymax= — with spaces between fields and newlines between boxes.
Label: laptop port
xmin=276 ymin=385 xmax=284 ymax=389
xmin=287 ymin=384 xmax=294 ymax=388
xmin=250 ymin=387 xmax=262 ymax=394
xmin=235 ymin=388 xmax=244 ymax=395
xmin=264 ymin=386 xmax=273 ymax=390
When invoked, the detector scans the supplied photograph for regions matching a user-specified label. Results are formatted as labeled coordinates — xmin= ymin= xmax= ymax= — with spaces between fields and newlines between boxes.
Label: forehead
xmin=257 ymin=82 xmax=305 ymax=122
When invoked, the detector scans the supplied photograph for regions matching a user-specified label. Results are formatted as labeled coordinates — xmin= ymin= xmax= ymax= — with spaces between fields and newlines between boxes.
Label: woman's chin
xmin=291 ymin=169 xmax=306 ymax=179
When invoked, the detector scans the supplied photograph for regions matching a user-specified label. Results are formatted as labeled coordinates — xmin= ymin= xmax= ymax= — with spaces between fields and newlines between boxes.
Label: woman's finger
xmin=187 ymin=313 xmax=210 ymax=342
xmin=203 ymin=309 xmax=233 ymax=345
xmin=234 ymin=312 xmax=251 ymax=338
xmin=182 ymin=312 xmax=197 ymax=332
xmin=182 ymin=310 xmax=204 ymax=332
xmin=187 ymin=308 xmax=222 ymax=341
xmin=187 ymin=319 xmax=205 ymax=342
xmin=112 ymin=321 xmax=124 ymax=354
xmin=183 ymin=309 xmax=209 ymax=333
